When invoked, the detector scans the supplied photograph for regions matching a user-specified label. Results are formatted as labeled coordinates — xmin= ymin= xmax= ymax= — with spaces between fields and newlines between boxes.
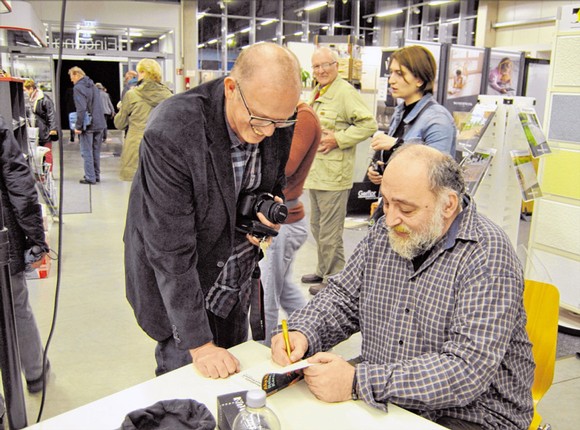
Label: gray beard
xmin=388 ymin=208 xmax=445 ymax=260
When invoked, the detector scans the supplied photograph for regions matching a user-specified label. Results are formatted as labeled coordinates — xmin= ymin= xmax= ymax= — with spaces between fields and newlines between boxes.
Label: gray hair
xmin=390 ymin=143 xmax=465 ymax=198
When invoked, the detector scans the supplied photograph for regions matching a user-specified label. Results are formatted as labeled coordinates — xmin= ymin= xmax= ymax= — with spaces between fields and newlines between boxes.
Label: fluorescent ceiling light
xmin=304 ymin=2 xmax=326 ymax=12
xmin=197 ymin=43 xmax=205 ymax=48
xmin=294 ymin=31 xmax=303 ymax=36
xmin=144 ymin=43 xmax=151 ymax=48
xmin=240 ymin=27 xmax=251 ymax=34
xmin=151 ymin=39 xmax=158 ymax=44
xmin=429 ymin=0 xmax=453 ymax=5
xmin=159 ymin=34 xmax=166 ymax=40
xmin=197 ymin=12 xmax=206 ymax=20
xmin=376 ymin=8 xmax=403 ymax=17
xmin=207 ymin=38 xmax=218 ymax=45
xmin=261 ymin=19 xmax=277 ymax=26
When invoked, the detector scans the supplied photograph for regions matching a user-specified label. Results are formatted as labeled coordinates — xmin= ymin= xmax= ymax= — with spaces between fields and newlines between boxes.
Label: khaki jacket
xmin=305 ymin=77 xmax=377 ymax=191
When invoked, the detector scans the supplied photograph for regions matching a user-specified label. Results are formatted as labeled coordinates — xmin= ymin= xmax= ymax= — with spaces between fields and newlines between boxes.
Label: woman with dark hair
xmin=367 ymin=45 xmax=456 ymax=222
xmin=367 ymin=45 xmax=456 ymax=184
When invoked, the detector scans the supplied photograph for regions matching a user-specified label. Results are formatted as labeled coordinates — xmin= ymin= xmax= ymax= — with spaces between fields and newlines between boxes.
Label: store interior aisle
xmin=2 ymin=130 xmax=578 ymax=429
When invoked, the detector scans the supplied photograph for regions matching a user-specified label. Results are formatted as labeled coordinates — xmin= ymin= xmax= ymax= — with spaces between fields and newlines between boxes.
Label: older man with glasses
xmin=124 ymin=43 xmax=302 ymax=379
xmin=302 ymin=46 xmax=378 ymax=295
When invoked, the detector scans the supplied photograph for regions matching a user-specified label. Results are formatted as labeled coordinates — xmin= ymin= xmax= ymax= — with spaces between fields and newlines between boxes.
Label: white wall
xmin=489 ymin=0 xmax=578 ymax=55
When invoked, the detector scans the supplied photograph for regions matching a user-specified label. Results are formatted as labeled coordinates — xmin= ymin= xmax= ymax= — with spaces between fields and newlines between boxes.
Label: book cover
xmin=459 ymin=148 xmax=496 ymax=196
xmin=517 ymin=107 xmax=551 ymax=157
xmin=457 ymin=103 xmax=497 ymax=153
xmin=510 ymin=149 xmax=543 ymax=202
xmin=237 ymin=359 xmax=314 ymax=396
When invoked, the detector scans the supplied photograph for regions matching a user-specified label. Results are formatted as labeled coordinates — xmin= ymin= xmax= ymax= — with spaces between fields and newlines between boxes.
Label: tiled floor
xmin=5 ymin=130 xmax=579 ymax=429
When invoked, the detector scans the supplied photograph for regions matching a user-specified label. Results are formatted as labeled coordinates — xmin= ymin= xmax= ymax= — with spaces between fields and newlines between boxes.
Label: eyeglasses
xmin=237 ymin=84 xmax=297 ymax=129
xmin=312 ymin=61 xmax=337 ymax=72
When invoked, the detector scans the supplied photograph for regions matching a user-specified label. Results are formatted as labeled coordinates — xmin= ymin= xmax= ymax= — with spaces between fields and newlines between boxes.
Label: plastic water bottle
xmin=232 ymin=389 xmax=281 ymax=430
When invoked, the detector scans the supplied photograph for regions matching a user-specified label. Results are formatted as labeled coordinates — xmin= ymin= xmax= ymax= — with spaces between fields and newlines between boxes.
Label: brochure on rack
xmin=510 ymin=149 xmax=543 ymax=202
xmin=457 ymin=103 xmax=498 ymax=153
xmin=517 ymin=106 xmax=551 ymax=157
xmin=459 ymin=148 xmax=496 ymax=196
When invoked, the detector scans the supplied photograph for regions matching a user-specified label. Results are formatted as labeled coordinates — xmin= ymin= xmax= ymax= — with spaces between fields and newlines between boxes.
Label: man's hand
xmin=370 ymin=133 xmax=397 ymax=152
xmin=367 ymin=164 xmax=383 ymax=185
xmin=271 ymin=331 xmax=308 ymax=366
xmin=190 ymin=342 xmax=240 ymax=379
xmin=49 ymin=130 xmax=57 ymax=136
xmin=74 ymin=129 xmax=82 ymax=135
xmin=303 ymin=352 xmax=355 ymax=402
xmin=318 ymin=129 xmax=338 ymax=154
xmin=246 ymin=196 xmax=283 ymax=247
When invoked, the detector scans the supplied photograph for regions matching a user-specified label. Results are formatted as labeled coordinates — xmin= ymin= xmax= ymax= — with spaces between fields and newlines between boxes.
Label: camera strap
xmin=249 ymin=264 xmax=265 ymax=341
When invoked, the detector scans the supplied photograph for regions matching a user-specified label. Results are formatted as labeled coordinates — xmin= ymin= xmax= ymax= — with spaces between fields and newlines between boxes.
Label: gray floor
xmin=6 ymin=130 xmax=580 ymax=429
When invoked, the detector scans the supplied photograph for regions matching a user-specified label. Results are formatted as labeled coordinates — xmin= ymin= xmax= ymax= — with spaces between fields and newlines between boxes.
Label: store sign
xmin=51 ymin=35 xmax=121 ymax=51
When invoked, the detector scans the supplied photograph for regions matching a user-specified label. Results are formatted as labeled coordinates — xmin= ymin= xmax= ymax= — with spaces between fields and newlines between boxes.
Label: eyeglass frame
xmin=236 ymin=83 xmax=297 ymax=129
xmin=312 ymin=61 xmax=337 ymax=72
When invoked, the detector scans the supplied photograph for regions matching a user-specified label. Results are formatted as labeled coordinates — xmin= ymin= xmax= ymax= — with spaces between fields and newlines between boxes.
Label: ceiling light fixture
xmin=304 ymin=1 xmax=327 ymax=12
xmin=261 ymin=19 xmax=278 ymax=26
xmin=429 ymin=0 xmax=453 ymax=5
xmin=376 ymin=8 xmax=404 ymax=18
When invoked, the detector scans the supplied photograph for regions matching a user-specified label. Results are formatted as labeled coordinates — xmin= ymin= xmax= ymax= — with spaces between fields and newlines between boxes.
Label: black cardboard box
xmin=217 ymin=390 xmax=248 ymax=430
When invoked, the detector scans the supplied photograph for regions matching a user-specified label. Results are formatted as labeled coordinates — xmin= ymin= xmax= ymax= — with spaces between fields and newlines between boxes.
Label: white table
xmin=26 ymin=337 xmax=445 ymax=429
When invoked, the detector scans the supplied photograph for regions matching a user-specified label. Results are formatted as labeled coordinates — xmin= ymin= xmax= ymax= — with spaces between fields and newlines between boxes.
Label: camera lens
xmin=258 ymin=199 xmax=288 ymax=224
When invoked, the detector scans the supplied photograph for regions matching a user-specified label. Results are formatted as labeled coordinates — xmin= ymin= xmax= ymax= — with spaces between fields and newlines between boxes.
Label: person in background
xmin=114 ymin=59 xmax=172 ymax=181
xmin=367 ymin=45 xmax=457 ymax=222
xmin=121 ymin=70 xmax=138 ymax=100
xmin=64 ymin=87 xmax=76 ymax=143
xmin=302 ymin=46 xmax=378 ymax=296
xmin=23 ymin=79 xmax=58 ymax=171
xmin=260 ymin=102 xmax=321 ymax=346
xmin=0 ymin=114 xmax=51 ymax=423
xmin=68 ymin=66 xmax=107 ymax=185
xmin=95 ymin=83 xmax=115 ymax=143
xmin=124 ymin=43 xmax=302 ymax=379
xmin=271 ymin=144 xmax=535 ymax=430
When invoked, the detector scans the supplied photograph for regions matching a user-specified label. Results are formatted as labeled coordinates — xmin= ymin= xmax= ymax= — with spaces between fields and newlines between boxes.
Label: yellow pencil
xmin=281 ymin=319 xmax=291 ymax=359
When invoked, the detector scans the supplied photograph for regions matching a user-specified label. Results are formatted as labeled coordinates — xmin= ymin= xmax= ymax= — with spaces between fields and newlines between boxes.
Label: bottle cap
xmin=245 ymin=390 xmax=267 ymax=408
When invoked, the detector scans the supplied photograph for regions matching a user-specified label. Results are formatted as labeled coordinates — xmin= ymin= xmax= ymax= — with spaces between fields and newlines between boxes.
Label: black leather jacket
xmin=0 ymin=115 xmax=49 ymax=274
xmin=31 ymin=91 xmax=57 ymax=143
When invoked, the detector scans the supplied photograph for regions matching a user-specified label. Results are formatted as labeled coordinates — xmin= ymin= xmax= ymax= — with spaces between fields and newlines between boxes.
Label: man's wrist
xmin=351 ymin=366 xmax=359 ymax=400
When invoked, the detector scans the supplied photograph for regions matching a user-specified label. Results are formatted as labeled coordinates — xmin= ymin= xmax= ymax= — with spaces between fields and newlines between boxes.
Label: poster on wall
xmin=376 ymin=48 xmax=397 ymax=131
xmin=486 ymin=49 xmax=524 ymax=97
xmin=443 ymin=45 xmax=487 ymax=126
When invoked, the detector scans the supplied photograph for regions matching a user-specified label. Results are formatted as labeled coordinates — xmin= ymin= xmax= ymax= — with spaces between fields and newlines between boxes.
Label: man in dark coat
xmin=124 ymin=43 xmax=302 ymax=378
xmin=68 ymin=66 xmax=106 ymax=184
xmin=0 ymin=114 xmax=50 ymax=423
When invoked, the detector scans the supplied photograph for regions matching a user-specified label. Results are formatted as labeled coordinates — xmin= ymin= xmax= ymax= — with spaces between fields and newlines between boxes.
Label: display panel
xmin=442 ymin=45 xmax=486 ymax=116
xmin=485 ymin=49 xmax=524 ymax=97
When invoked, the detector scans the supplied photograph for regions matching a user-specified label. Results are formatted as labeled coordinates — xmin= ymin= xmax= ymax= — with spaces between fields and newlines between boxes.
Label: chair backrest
xmin=523 ymin=280 xmax=560 ymax=429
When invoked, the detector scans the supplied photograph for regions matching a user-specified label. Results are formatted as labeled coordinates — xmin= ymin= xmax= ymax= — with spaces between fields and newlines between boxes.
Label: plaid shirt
xmin=286 ymin=197 xmax=535 ymax=429
xmin=205 ymin=128 xmax=261 ymax=319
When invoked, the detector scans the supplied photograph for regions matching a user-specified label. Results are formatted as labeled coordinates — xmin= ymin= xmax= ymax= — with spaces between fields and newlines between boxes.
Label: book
xmin=459 ymin=148 xmax=496 ymax=196
xmin=457 ymin=103 xmax=497 ymax=153
xmin=517 ymin=106 xmax=551 ymax=157
xmin=510 ymin=149 xmax=543 ymax=202
xmin=237 ymin=359 xmax=315 ymax=396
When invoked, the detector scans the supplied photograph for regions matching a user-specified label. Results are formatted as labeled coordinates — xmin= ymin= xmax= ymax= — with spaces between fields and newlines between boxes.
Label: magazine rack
xmin=467 ymin=95 xmax=537 ymax=248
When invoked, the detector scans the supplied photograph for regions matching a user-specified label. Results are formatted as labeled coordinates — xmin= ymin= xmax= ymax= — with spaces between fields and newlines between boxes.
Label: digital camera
xmin=236 ymin=192 xmax=288 ymax=239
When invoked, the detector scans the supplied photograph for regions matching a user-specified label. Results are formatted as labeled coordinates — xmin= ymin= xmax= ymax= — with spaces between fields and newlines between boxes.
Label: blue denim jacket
xmin=388 ymin=93 xmax=456 ymax=155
